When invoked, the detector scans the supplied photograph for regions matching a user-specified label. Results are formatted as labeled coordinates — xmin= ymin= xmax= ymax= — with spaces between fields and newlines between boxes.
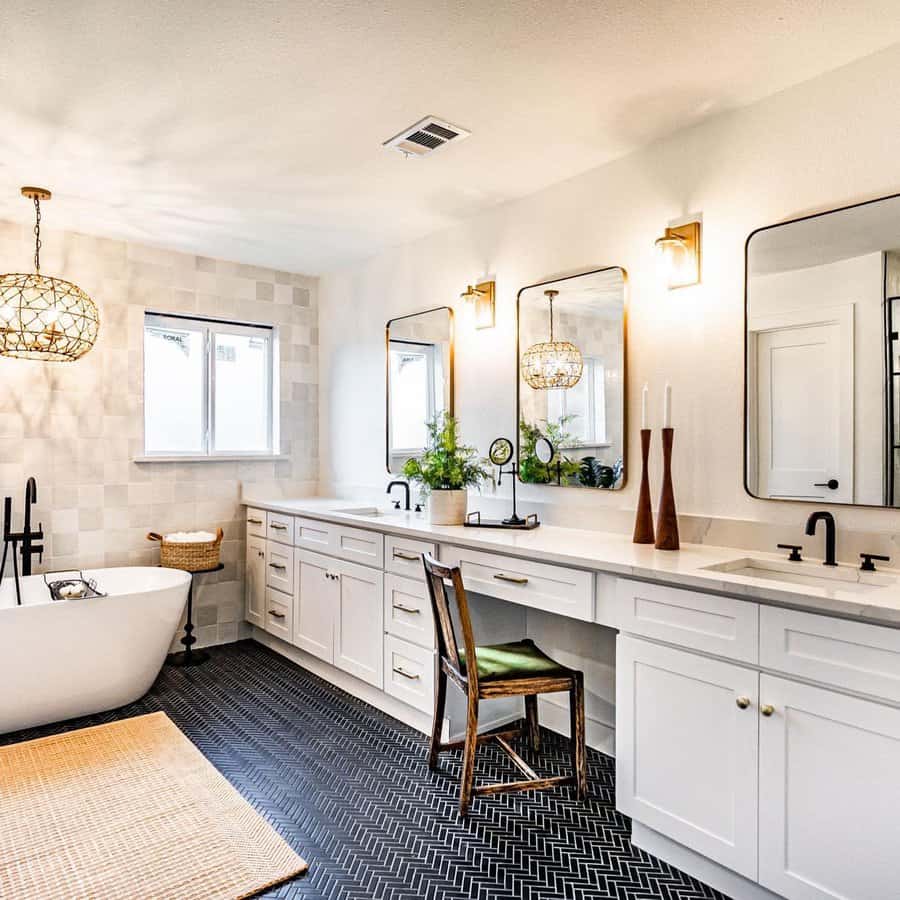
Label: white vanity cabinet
xmin=758 ymin=675 xmax=900 ymax=900
xmin=245 ymin=534 xmax=267 ymax=628
xmin=616 ymin=635 xmax=760 ymax=880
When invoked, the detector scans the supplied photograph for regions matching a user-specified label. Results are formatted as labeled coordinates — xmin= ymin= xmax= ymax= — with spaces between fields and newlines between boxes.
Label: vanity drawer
xmin=385 ymin=535 xmax=436 ymax=580
xmin=265 ymin=541 xmax=294 ymax=594
xmin=245 ymin=507 xmax=266 ymax=538
xmin=760 ymin=605 xmax=900 ymax=703
xmin=445 ymin=546 xmax=594 ymax=621
xmin=264 ymin=587 xmax=293 ymax=642
xmin=614 ymin=579 xmax=759 ymax=663
xmin=384 ymin=634 xmax=436 ymax=714
xmin=334 ymin=524 xmax=384 ymax=568
xmin=384 ymin=574 xmax=435 ymax=649
xmin=294 ymin=515 xmax=333 ymax=553
xmin=266 ymin=511 xmax=294 ymax=545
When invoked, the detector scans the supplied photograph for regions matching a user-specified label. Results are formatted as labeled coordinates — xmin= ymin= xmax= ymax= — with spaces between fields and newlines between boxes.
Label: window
xmin=388 ymin=340 xmax=444 ymax=455
xmin=143 ymin=313 xmax=278 ymax=457
xmin=547 ymin=356 xmax=608 ymax=447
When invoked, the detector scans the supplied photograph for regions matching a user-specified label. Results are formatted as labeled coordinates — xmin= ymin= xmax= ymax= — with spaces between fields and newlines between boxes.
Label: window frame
xmin=387 ymin=338 xmax=440 ymax=457
xmin=142 ymin=311 xmax=279 ymax=459
xmin=547 ymin=355 xmax=609 ymax=448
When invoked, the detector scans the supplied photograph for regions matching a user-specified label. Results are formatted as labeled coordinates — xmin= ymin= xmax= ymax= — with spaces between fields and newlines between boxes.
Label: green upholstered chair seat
xmin=458 ymin=638 xmax=570 ymax=682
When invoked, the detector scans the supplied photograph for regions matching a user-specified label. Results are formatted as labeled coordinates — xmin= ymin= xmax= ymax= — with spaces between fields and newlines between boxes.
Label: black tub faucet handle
xmin=860 ymin=553 xmax=890 ymax=572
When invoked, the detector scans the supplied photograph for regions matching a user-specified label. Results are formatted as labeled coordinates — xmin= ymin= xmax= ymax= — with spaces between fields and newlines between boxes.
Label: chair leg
xmin=524 ymin=694 xmax=541 ymax=753
xmin=570 ymin=672 xmax=587 ymax=800
xmin=459 ymin=696 xmax=479 ymax=817
xmin=428 ymin=669 xmax=448 ymax=771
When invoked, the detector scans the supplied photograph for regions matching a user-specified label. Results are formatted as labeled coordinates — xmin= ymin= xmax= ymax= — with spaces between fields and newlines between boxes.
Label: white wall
xmin=318 ymin=43 xmax=900 ymax=541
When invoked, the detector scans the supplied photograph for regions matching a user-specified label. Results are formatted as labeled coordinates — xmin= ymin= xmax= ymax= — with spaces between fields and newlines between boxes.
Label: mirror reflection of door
xmin=752 ymin=308 xmax=853 ymax=502
xmin=385 ymin=307 xmax=453 ymax=474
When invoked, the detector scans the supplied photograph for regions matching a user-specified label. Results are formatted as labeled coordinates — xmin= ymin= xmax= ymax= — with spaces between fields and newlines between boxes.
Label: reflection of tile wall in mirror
xmin=517 ymin=268 xmax=626 ymax=490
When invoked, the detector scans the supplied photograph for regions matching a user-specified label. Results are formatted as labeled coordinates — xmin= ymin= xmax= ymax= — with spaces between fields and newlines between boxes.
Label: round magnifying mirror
xmin=489 ymin=437 xmax=514 ymax=467
xmin=535 ymin=437 xmax=555 ymax=465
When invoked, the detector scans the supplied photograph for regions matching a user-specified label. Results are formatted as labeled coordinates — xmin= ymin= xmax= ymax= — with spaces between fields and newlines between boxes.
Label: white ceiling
xmin=1 ymin=1 xmax=899 ymax=275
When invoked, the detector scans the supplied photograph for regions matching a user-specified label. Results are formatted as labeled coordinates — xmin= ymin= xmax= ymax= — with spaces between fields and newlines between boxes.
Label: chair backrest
xmin=422 ymin=553 xmax=478 ymax=689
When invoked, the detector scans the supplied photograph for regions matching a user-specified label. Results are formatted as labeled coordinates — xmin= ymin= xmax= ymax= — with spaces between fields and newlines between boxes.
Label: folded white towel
xmin=164 ymin=530 xmax=217 ymax=543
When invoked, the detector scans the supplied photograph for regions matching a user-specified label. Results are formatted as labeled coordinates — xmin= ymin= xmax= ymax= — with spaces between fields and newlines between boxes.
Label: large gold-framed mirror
xmin=745 ymin=191 xmax=900 ymax=507
xmin=386 ymin=306 xmax=454 ymax=474
xmin=516 ymin=267 xmax=627 ymax=489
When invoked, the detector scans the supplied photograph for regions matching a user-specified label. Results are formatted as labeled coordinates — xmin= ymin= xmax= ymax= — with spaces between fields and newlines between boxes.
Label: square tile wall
xmin=0 ymin=220 xmax=318 ymax=648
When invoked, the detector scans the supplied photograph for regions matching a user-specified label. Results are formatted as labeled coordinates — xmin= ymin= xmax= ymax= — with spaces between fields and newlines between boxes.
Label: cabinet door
xmin=333 ymin=557 xmax=384 ymax=688
xmin=245 ymin=536 xmax=267 ymax=628
xmin=294 ymin=549 xmax=336 ymax=663
xmin=759 ymin=675 xmax=900 ymax=900
xmin=616 ymin=636 xmax=759 ymax=880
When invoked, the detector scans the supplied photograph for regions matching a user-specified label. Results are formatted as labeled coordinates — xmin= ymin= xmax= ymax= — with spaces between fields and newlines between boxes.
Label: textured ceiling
xmin=1 ymin=1 xmax=899 ymax=274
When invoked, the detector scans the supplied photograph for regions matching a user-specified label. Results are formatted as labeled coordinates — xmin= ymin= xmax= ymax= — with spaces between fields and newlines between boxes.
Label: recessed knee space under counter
xmin=242 ymin=497 xmax=900 ymax=900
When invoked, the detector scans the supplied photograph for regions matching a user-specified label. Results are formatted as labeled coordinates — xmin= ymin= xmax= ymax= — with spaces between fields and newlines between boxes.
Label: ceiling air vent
xmin=383 ymin=116 xmax=471 ymax=158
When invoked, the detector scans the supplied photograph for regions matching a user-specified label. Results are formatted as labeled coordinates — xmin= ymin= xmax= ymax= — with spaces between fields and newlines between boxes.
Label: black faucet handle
xmin=860 ymin=553 xmax=890 ymax=572
xmin=777 ymin=543 xmax=803 ymax=562
xmin=393 ymin=500 xmax=401 ymax=510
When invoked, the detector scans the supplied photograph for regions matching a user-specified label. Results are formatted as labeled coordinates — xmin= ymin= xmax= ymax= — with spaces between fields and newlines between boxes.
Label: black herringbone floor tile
xmin=3 ymin=640 xmax=730 ymax=900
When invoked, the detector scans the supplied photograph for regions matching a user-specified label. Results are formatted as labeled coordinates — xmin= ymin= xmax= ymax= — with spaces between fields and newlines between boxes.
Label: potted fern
xmin=402 ymin=413 xmax=489 ymax=525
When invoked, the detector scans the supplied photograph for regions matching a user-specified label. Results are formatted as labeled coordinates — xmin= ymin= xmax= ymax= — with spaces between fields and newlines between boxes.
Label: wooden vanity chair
xmin=422 ymin=553 xmax=587 ymax=816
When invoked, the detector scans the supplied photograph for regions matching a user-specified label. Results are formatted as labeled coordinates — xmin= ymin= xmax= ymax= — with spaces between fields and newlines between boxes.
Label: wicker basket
xmin=147 ymin=527 xmax=224 ymax=572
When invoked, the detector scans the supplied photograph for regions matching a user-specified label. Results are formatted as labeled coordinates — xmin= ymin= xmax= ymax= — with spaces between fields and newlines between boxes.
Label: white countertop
xmin=245 ymin=496 xmax=900 ymax=628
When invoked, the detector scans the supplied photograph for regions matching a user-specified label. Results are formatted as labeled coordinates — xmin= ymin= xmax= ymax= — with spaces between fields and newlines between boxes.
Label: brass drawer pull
xmin=736 ymin=696 xmax=751 ymax=710
xmin=247 ymin=517 xmax=263 ymax=525
xmin=760 ymin=704 xmax=775 ymax=717
xmin=270 ymin=522 xmax=288 ymax=531
xmin=268 ymin=563 xmax=287 ymax=570
xmin=493 ymin=573 xmax=529 ymax=585
xmin=268 ymin=610 xmax=286 ymax=619
xmin=393 ymin=549 xmax=420 ymax=561
xmin=393 ymin=666 xmax=420 ymax=680
xmin=392 ymin=603 xmax=421 ymax=614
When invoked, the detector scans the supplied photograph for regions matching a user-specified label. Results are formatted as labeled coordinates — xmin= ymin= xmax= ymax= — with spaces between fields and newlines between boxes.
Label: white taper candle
xmin=641 ymin=384 xmax=649 ymax=429
xmin=663 ymin=383 xmax=672 ymax=429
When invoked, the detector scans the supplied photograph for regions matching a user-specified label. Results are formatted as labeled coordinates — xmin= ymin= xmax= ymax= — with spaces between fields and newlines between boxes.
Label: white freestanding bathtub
xmin=0 ymin=566 xmax=191 ymax=734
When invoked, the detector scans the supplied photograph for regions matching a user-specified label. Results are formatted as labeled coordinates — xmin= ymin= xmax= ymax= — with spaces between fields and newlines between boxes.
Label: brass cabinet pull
xmin=247 ymin=517 xmax=263 ymax=525
xmin=392 ymin=603 xmax=420 ymax=614
xmin=393 ymin=666 xmax=420 ymax=680
xmin=736 ymin=696 xmax=751 ymax=710
xmin=269 ymin=563 xmax=286 ymax=570
xmin=270 ymin=522 xmax=288 ymax=531
xmin=268 ymin=610 xmax=286 ymax=619
xmin=493 ymin=573 xmax=529 ymax=585
xmin=393 ymin=549 xmax=420 ymax=561
xmin=760 ymin=704 xmax=775 ymax=717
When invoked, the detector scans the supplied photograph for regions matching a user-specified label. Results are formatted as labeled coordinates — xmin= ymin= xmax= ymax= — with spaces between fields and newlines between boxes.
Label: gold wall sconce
xmin=655 ymin=220 xmax=701 ymax=289
xmin=460 ymin=279 xmax=495 ymax=329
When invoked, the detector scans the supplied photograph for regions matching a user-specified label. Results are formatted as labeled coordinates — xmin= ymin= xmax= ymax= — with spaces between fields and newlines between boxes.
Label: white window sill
xmin=133 ymin=455 xmax=291 ymax=464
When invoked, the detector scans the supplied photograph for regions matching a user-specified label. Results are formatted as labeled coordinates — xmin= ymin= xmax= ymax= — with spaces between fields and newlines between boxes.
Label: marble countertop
xmin=244 ymin=496 xmax=900 ymax=628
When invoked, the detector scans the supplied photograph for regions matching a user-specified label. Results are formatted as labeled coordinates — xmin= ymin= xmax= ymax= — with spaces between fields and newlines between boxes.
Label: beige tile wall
xmin=0 ymin=219 xmax=318 ymax=647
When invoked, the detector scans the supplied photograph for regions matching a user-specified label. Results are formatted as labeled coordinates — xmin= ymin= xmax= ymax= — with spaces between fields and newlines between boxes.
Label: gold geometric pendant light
xmin=0 ymin=187 xmax=100 ymax=362
xmin=521 ymin=289 xmax=583 ymax=390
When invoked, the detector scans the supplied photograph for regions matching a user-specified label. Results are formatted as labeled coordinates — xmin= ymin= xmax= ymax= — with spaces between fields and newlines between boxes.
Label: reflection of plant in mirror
xmin=402 ymin=412 xmax=489 ymax=494
xmin=519 ymin=416 xmax=581 ymax=484
xmin=579 ymin=456 xmax=624 ymax=489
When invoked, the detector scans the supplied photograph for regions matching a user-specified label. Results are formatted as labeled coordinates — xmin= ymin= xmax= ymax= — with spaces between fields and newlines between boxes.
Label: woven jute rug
xmin=0 ymin=711 xmax=308 ymax=899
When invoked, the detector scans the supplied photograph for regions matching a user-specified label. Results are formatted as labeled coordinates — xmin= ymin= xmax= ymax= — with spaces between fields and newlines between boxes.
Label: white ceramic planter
xmin=428 ymin=489 xmax=467 ymax=525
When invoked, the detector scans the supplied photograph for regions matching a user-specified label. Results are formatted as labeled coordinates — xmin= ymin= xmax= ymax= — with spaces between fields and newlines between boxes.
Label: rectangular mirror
xmin=516 ymin=267 xmax=626 ymax=489
xmin=386 ymin=307 xmax=454 ymax=474
xmin=746 ymin=192 xmax=900 ymax=507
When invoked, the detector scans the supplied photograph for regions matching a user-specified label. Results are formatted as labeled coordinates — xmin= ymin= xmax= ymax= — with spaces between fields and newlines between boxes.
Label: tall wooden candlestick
xmin=655 ymin=427 xmax=680 ymax=551
xmin=632 ymin=428 xmax=654 ymax=544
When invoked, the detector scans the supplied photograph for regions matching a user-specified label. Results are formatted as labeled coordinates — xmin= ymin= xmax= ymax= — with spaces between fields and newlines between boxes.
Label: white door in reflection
xmin=754 ymin=308 xmax=853 ymax=502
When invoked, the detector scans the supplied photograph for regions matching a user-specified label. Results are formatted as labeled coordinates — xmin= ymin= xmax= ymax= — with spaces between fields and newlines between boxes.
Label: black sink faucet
xmin=805 ymin=511 xmax=836 ymax=567
xmin=386 ymin=480 xmax=411 ymax=511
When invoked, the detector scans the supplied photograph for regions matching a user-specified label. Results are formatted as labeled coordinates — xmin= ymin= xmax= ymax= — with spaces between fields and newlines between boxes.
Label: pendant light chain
xmin=33 ymin=196 xmax=42 ymax=273
xmin=548 ymin=293 xmax=554 ymax=342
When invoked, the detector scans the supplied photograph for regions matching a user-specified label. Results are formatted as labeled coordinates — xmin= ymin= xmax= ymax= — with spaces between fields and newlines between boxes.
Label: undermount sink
xmin=333 ymin=506 xmax=389 ymax=517
xmin=702 ymin=558 xmax=897 ymax=594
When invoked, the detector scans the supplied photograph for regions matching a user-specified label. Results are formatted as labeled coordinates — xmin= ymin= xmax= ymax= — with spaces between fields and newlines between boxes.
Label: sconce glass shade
xmin=521 ymin=338 xmax=584 ymax=390
xmin=0 ymin=273 xmax=100 ymax=361
xmin=655 ymin=221 xmax=701 ymax=289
